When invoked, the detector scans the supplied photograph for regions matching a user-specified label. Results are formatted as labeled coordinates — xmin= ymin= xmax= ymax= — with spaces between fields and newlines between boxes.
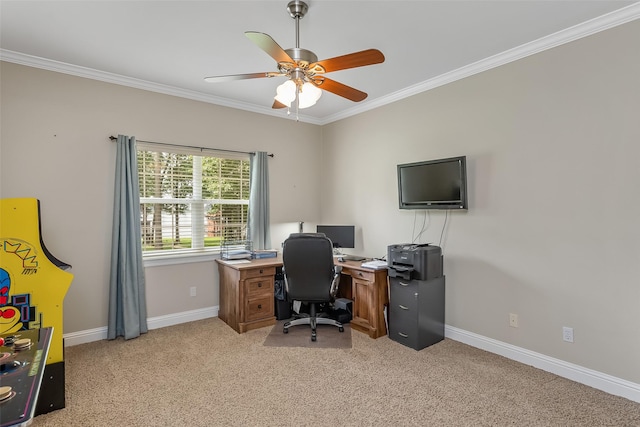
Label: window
xmin=137 ymin=144 xmax=250 ymax=257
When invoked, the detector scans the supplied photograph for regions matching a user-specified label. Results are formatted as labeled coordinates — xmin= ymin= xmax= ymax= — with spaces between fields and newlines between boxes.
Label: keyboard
xmin=339 ymin=254 xmax=366 ymax=261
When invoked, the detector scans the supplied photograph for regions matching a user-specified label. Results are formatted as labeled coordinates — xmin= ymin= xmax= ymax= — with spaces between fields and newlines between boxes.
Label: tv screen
xmin=316 ymin=225 xmax=355 ymax=249
xmin=397 ymin=156 xmax=468 ymax=210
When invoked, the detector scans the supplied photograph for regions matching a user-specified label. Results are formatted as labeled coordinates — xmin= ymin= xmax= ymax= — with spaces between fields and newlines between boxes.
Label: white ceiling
xmin=2 ymin=1 xmax=639 ymax=124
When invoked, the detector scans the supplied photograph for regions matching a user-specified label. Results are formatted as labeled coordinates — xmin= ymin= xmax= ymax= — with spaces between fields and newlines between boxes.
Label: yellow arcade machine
xmin=0 ymin=198 xmax=73 ymax=414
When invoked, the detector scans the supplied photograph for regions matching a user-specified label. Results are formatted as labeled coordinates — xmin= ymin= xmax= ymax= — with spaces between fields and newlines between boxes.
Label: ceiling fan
xmin=204 ymin=0 xmax=385 ymax=111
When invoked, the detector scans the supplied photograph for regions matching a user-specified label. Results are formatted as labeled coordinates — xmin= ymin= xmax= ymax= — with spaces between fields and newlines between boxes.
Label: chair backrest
xmin=282 ymin=233 xmax=335 ymax=303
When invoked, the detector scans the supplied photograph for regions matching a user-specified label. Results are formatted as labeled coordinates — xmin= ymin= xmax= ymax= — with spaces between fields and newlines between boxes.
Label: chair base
xmin=283 ymin=304 xmax=344 ymax=342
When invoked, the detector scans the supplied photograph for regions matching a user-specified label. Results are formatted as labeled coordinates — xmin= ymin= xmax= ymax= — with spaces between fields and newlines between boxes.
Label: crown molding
xmin=0 ymin=49 xmax=323 ymax=125
xmin=2 ymin=2 xmax=638 ymax=126
xmin=322 ymin=2 xmax=640 ymax=124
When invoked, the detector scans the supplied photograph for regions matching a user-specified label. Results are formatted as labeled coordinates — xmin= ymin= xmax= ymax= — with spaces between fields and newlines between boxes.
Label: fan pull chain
xmin=295 ymin=84 xmax=300 ymax=121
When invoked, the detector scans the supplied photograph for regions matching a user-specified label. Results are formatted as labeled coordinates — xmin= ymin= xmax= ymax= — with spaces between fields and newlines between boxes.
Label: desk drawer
xmin=246 ymin=295 xmax=274 ymax=322
xmin=243 ymin=266 xmax=276 ymax=280
xmin=245 ymin=276 xmax=274 ymax=298
xmin=346 ymin=268 xmax=375 ymax=282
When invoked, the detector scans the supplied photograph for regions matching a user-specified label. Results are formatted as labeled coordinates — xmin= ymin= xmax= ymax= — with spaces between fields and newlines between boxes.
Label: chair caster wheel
xmin=339 ymin=327 xmax=344 ymax=333
xmin=311 ymin=333 xmax=317 ymax=342
xmin=283 ymin=328 xmax=288 ymax=334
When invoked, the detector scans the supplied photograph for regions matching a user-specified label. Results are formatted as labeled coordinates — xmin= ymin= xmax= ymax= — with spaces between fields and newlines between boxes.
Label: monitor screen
xmin=316 ymin=225 xmax=355 ymax=249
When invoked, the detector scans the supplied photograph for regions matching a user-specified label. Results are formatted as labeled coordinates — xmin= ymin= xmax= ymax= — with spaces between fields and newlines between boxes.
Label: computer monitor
xmin=316 ymin=225 xmax=355 ymax=249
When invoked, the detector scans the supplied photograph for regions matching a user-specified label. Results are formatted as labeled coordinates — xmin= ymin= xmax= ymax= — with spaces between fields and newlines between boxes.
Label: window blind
xmin=137 ymin=146 xmax=250 ymax=256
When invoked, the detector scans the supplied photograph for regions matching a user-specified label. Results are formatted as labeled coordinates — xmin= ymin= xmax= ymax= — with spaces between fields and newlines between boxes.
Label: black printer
xmin=387 ymin=243 xmax=443 ymax=280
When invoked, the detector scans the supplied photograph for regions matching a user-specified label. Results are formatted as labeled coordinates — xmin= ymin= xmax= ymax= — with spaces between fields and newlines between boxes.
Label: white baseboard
xmin=62 ymin=306 xmax=218 ymax=347
xmin=146 ymin=306 xmax=218 ymax=330
xmin=445 ymin=325 xmax=640 ymax=403
xmin=62 ymin=310 xmax=639 ymax=403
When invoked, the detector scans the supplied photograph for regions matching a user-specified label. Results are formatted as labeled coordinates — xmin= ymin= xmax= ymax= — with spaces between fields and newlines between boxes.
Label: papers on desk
xmin=253 ymin=250 xmax=278 ymax=259
xmin=222 ymin=249 xmax=253 ymax=260
xmin=224 ymin=259 xmax=251 ymax=265
xmin=361 ymin=260 xmax=388 ymax=270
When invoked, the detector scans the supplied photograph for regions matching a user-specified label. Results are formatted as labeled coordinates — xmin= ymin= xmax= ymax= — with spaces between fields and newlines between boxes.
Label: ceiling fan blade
xmin=204 ymin=72 xmax=283 ymax=83
xmin=309 ymin=49 xmax=385 ymax=74
xmin=272 ymin=100 xmax=288 ymax=109
xmin=245 ymin=32 xmax=295 ymax=64
xmin=311 ymin=77 xmax=368 ymax=102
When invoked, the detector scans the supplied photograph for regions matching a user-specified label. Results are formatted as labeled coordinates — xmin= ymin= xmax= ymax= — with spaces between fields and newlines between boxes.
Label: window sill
xmin=143 ymin=251 xmax=220 ymax=267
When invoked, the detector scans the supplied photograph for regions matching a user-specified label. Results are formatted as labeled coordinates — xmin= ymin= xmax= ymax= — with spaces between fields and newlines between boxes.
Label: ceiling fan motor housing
xmin=284 ymin=48 xmax=318 ymax=67
xmin=287 ymin=1 xmax=308 ymax=19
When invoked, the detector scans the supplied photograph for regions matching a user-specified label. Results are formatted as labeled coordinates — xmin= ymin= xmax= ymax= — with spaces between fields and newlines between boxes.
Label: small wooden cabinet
xmin=338 ymin=263 xmax=389 ymax=339
xmin=216 ymin=258 xmax=279 ymax=333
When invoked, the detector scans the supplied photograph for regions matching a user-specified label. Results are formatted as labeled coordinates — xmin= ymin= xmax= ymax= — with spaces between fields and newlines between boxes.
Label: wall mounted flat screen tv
xmin=397 ymin=156 xmax=468 ymax=210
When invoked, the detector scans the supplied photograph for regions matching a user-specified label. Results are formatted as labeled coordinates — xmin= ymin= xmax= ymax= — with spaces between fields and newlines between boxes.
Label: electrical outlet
xmin=190 ymin=286 xmax=197 ymax=297
xmin=509 ymin=313 xmax=519 ymax=328
xmin=563 ymin=326 xmax=574 ymax=343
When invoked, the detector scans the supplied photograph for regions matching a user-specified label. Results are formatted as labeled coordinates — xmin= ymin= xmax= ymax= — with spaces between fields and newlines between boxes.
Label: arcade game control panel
xmin=0 ymin=327 xmax=53 ymax=427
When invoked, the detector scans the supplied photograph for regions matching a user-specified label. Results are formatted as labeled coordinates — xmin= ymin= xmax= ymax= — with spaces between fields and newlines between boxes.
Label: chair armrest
xmin=330 ymin=265 xmax=342 ymax=298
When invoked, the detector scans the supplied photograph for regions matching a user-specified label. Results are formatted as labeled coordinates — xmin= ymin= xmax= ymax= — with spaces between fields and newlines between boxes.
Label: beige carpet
xmin=263 ymin=319 xmax=352 ymax=349
xmin=30 ymin=318 xmax=640 ymax=427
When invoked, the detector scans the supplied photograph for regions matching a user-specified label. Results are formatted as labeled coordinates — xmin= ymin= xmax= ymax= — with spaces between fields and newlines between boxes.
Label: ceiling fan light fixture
xmin=274 ymin=80 xmax=297 ymax=107
xmin=298 ymin=82 xmax=322 ymax=108
xmin=274 ymin=80 xmax=321 ymax=109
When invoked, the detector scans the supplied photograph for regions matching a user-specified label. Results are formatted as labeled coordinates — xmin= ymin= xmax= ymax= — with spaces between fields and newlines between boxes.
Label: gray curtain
xmin=108 ymin=135 xmax=148 ymax=340
xmin=248 ymin=151 xmax=271 ymax=250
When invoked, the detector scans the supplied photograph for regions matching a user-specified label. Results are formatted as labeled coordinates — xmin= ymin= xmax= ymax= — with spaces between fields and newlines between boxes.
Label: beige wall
xmin=0 ymin=63 xmax=323 ymax=333
xmin=322 ymin=20 xmax=640 ymax=383
xmin=1 ymin=19 xmax=639 ymax=386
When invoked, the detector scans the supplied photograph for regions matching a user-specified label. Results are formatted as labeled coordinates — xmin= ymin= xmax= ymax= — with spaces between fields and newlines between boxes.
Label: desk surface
xmin=216 ymin=256 xmax=282 ymax=270
xmin=216 ymin=255 xmax=384 ymax=272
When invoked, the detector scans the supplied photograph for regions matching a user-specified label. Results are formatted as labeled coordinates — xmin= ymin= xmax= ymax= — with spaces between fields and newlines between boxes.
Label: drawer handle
xmin=399 ymin=305 xmax=409 ymax=310
xmin=398 ymin=332 xmax=409 ymax=338
xmin=257 ymin=282 xmax=262 ymax=287
xmin=259 ymin=269 xmax=264 ymax=274
xmin=258 ymin=304 xmax=262 ymax=309
xmin=358 ymin=272 xmax=363 ymax=277
xmin=399 ymin=282 xmax=409 ymax=287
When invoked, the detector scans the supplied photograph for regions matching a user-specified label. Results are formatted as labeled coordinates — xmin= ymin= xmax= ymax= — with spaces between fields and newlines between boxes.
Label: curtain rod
xmin=108 ymin=136 xmax=273 ymax=157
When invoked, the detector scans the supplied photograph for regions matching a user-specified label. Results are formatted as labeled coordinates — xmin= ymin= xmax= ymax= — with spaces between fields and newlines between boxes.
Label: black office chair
xmin=282 ymin=233 xmax=344 ymax=341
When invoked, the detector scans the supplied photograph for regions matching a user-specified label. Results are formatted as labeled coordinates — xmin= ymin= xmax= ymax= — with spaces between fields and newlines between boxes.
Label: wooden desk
xmin=215 ymin=256 xmax=389 ymax=338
